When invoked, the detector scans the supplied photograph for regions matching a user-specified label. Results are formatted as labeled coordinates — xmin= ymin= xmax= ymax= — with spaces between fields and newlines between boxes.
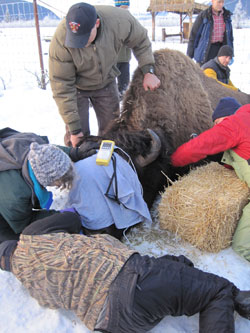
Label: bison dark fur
xmin=103 ymin=124 xmax=176 ymax=208
xmin=78 ymin=49 xmax=249 ymax=208
xmin=81 ymin=125 xmax=174 ymax=208
xmin=121 ymin=48 xmax=250 ymax=150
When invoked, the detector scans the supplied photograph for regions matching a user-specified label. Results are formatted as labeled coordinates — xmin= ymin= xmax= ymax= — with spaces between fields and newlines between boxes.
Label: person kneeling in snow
xmin=0 ymin=212 xmax=250 ymax=332
xmin=201 ymin=45 xmax=238 ymax=91
xmin=27 ymin=141 xmax=152 ymax=240
xmin=171 ymin=97 xmax=250 ymax=262
xmin=0 ymin=128 xmax=97 ymax=244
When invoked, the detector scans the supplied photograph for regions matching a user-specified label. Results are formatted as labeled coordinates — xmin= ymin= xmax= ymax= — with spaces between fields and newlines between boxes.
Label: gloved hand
xmin=69 ymin=140 xmax=100 ymax=162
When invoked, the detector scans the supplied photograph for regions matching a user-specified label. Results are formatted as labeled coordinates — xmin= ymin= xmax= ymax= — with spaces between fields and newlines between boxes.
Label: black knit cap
xmin=217 ymin=45 xmax=234 ymax=58
xmin=212 ymin=97 xmax=241 ymax=122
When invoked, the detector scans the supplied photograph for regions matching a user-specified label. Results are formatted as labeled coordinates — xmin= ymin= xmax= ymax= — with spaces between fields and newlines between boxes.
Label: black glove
xmin=69 ymin=141 xmax=100 ymax=162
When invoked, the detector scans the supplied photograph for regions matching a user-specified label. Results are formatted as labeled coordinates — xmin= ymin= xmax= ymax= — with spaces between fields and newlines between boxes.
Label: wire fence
xmin=0 ymin=0 xmax=189 ymax=91
xmin=0 ymin=0 xmax=249 ymax=91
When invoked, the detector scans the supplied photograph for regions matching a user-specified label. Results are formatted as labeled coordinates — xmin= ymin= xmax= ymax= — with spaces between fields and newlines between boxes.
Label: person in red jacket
xmin=171 ymin=97 xmax=250 ymax=262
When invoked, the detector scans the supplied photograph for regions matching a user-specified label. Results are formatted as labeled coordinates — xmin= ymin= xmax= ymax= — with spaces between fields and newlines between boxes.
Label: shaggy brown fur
xmin=65 ymin=49 xmax=249 ymax=207
xmin=121 ymin=48 xmax=250 ymax=150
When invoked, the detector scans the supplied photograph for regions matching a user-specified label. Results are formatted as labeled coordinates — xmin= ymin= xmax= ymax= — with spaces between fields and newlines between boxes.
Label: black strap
xmin=105 ymin=155 xmax=121 ymax=204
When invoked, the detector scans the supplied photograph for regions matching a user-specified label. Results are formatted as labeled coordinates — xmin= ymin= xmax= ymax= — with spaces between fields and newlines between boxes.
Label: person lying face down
xmin=28 ymin=141 xmax=152 ymax=240
xmin=0 ymin=211 xmax=250 ymax=333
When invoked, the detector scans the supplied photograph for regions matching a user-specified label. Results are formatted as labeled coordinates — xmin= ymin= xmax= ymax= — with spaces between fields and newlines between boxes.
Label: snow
xmin=1 ymin=1 xmax=250 ymax=332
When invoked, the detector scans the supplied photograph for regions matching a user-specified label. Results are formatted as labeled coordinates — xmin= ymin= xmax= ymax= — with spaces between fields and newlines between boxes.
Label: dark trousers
xmin=21 ymin=211 xmax=125 ymax=241
xmin=116 ymin=62 xmax=130 ymax=96
xmin=0 ymin=212 xmax=82 ymax=271
xmin=82 ymin=224 xmax=125 ymax=241
xmin=22 ymin=212 xmax=81 ymax=236
xmin=76 ymin=80 xmax=120 ymax=136
xmin=0 ymin=214 xmax=19 ymax=244
xmin=132 ymin=255 xmax=235 ymax=333
xmin=206 ymin=42 xmax=223 ymax=63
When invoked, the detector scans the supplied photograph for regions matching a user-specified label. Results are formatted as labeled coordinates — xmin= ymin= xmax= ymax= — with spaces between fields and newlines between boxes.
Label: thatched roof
xmin=147 ymin=0 xmax=209 ymax=14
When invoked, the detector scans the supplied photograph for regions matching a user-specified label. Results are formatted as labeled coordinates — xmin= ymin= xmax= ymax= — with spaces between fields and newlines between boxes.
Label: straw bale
xmin=158 ymin=162 xmax=250 ymax=252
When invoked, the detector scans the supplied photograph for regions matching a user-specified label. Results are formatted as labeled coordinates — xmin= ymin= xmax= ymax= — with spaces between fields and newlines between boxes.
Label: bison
xmin=75 ymin=49 xmax=250 ymax=208
xmin=76 ymin=127 xmax=173 ymax=209
xmin=119 ymin=48 xmax=250 ymax=151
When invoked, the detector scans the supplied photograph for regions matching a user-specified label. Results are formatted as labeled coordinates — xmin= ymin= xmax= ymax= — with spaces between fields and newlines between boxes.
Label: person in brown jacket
xmin=1 ymin=212 xmax=250 ymax=332
xmin=49 ymin=2 xmax=161 ymax=147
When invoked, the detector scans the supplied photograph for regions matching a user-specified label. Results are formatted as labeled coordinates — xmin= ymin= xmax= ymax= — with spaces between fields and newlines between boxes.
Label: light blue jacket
xmin=67 ymin=152 xmax=152 ymax=230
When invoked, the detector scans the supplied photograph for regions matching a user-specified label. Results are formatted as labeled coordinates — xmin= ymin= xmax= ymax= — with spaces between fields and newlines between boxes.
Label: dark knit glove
xmin=69 ymin=141 xmax=99 ymax=162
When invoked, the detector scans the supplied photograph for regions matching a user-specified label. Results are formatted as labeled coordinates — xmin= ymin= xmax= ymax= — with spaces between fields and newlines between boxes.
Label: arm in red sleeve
xmin=171 ymin=118 xmax=240 ymax=167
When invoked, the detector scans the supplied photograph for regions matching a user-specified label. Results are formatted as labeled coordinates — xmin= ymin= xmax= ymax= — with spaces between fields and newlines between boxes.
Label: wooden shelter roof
xmin=147 ymin=0 xmax=209 ymax=14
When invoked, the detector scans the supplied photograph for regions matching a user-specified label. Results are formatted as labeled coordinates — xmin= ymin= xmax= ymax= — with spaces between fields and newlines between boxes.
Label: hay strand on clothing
xmin=158 ymin=162 xmax=250 ymax=252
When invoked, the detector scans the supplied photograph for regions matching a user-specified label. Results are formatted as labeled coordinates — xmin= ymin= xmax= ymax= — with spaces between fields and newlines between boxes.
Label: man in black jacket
xmin=1 ymin=212 xmax=250 ymax=333
xmin=187 ymin=0 xmax=233 ymax=65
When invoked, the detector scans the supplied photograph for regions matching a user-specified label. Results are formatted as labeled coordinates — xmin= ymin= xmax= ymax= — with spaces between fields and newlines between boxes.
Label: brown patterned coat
xmin=11 ymin=232 xmax=136 ymax=330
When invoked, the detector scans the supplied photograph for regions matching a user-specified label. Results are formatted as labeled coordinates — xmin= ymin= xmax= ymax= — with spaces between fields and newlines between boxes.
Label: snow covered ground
xmin=1 ymin=2 xmax=250 ymax=332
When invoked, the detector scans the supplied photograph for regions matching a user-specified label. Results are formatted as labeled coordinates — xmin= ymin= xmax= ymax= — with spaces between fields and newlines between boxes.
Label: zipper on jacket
xmin=92 ymin=43 xmax=103 ymax=81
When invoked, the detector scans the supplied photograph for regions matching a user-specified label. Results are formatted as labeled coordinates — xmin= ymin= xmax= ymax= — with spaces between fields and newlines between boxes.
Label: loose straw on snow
xmin=158 ymin=162 xmax=250 ymax=252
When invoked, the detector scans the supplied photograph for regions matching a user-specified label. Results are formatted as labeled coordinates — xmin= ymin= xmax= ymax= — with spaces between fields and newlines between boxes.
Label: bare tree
xmin=234 ymin=0 xmax=247 ymax=29
xmin=25 ymin=68 xmax=50 ymax=89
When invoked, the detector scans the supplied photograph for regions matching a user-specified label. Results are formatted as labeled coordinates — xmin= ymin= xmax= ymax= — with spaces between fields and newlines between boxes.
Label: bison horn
xmin=135 ymin=129 xmax=162 ymax=167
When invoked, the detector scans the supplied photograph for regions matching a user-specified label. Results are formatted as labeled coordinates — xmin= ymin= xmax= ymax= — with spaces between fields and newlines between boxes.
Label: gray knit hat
xmin=28 ymin=142 xmax=71 ymax=187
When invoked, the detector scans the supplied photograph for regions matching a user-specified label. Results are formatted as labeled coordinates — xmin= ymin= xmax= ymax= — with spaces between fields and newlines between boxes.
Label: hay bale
xmin=158 ymin=162 xmax=250 ymax=252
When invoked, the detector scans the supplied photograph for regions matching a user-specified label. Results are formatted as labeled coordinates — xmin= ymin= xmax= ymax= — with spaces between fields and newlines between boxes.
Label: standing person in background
xmin=49 ymin=3 xmax=160 ymax=148
xmin=114 ymin=1 xmax=132 ymax=100
xmin=201 ymin=45 xmax=238 ymax=91
xmin=187 ymin=0 xmax=233 ymax=66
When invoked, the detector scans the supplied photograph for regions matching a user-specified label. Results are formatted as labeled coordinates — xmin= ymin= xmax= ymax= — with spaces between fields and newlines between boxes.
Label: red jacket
xmin=171 ymin=104 xmax=250 ymax=167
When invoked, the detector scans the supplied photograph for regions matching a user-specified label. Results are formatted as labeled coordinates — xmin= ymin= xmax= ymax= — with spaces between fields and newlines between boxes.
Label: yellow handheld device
xmin=96 ymin=140 xmax=115 ymax=166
